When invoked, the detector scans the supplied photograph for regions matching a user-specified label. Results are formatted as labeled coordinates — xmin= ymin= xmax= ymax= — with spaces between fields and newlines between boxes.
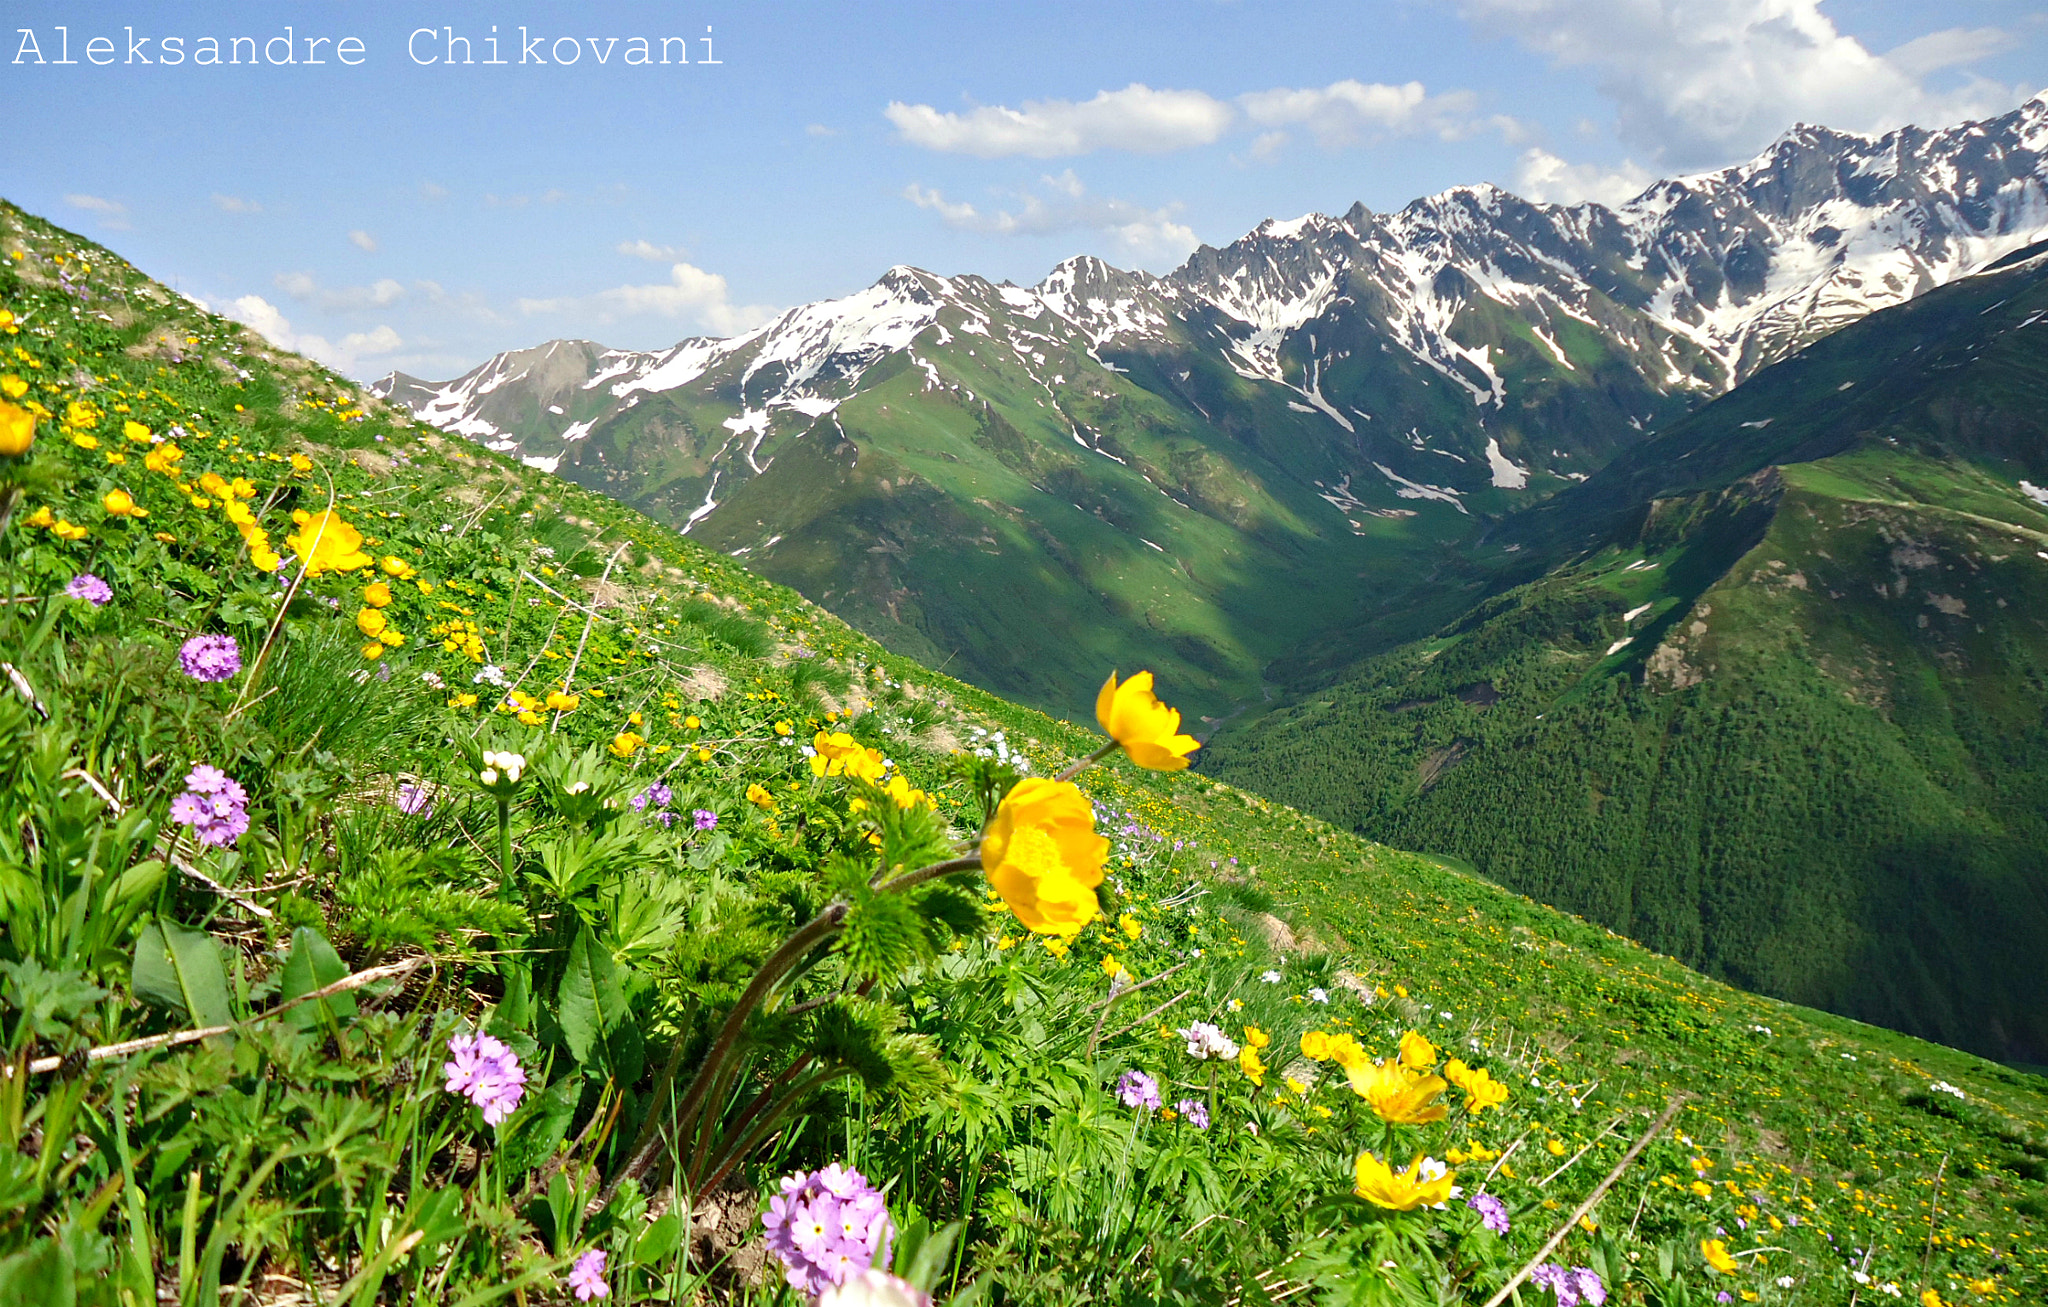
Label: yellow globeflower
xmin=610 ymin=731 xmax=645 ymax=758
xmin=1095 ymin=670 xmax=1201 ymax=770
xmin=380 ymin=554 xmax=417 ymax=579
xmin=250 ymin=545 xmax=283 ymax=572
xmin=0 ymin=375 xmax=27 ymax=399
xmin=355 ymin=607 xmax=387 ymax=638
xmin=1444 ymin=1059 xmax=1509 ymax=1113
xmin=285 ymin=510 xmax=373 ymax=574
xmin=746 ymin=782 xmax=776 ymax=810
xmin=122 ymin=420 xmax=151 ymax=444
xmin=810 ymin=731 xmax=887 ymax=782
xmin=102 ymin=489 xmax=146 ymax=518
xmin=362 ymin=581 xmax=393 ymax=608
xmin=1239 ymin=1043 xmax=1267 ymax=1085
xmin=1346 ymin=1059 xmax=1450 ymax=1125
xmin=545 ymin=690 xmax=580 ymax=712
xmin=1700 ymin=1240 xmax=1739 ymax=1274
xmin=1300 ymin=1030 xmax=1332 ymax=1061
xmin=0 ymin=399 xmax=35 ymax=457
xmin=1324 ymin=1033 xmax=1370 ymax=1069
xmin=1398 ymin=1030 xmax=1438 ymax=1070
xmin=979 ymin=777 xmax=1108 ymax=935
xmin=1353 ymin=1153 xmax=1456 ymax=1211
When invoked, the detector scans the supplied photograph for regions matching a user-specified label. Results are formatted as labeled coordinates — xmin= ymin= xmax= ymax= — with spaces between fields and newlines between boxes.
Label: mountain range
xmin=377 ymin=93 xmax=2048 ymax=721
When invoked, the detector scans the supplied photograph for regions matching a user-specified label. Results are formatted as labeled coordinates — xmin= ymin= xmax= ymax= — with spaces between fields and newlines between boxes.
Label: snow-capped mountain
xmin=374 ymin=95 xmax=2048 ymax=717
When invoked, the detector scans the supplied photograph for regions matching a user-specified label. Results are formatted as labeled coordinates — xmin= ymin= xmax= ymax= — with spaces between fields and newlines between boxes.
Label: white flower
xmin=479 ymin=768 xmax=499 ymax=786
xmin=1260 ymin=970 xmax=1282 ymax=984
xmin=1852 ymin=1272 xmax=1870 ymax=1285
xmin=1879 ymin=1283 xmax=1901 ymax=1298
xmin=1929 ymin=1080 xmax=1965 ymax=1100
xmin=1307 ymin=988 xmax=1329 ymax=1004
xmin=1178 ymin=1022 xmax=1240 ymax=1060
xmin=566 ymin=781 xmax=590 ymax=795
xmin=474 ymin=664 xmax=508 ymax=687
xmin=1776 ymin=1277 xmax=1796 ymax=1289
xmin=1226 ymin=998 xmax=1244 ymax=1012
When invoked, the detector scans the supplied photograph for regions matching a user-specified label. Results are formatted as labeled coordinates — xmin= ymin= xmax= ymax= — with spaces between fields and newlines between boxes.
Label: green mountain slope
xmin=1201 ymin=243 xmax=2048 ymax=1066
xmin=6 ymin=201 xmax=2048 ymax=1304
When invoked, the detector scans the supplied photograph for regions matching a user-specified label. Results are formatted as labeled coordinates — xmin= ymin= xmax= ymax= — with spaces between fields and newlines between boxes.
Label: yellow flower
xmin=285 ymin=510 xmax=373 ymax=574
xmin=0 ymin=400 xmax=37 ymax=456
xmin=1546 ymin=1137 xmax=1567 ymax=1156
xmin=1119 ymin=912 xmax=1142 ymax=940
xmin=1346 ymin=1059 xmax=1449 ymax=1124
xmin=0 ymin=375 xmax=26 ymax=399
xmin=1444 ymin=1059 xmax=1508 ymax=1113
xmin=250 ymin=545 xmax=282 ymax=572
xmin=1700 ymin=1240 xmax=1739 ymax=1275
xmin=362 ymin=581 xmax=393 ymax=607
xmin=882 ymin=774 xmax=933 ymax=810
xmin=1101 ymin=954 xmax=1129 ymax=981
xmin=102 ymin=489 xmax=146 ymax=518
xmin=628 ymin=711 xmax=643 ymax=726
xmin=1243 ymin=1025 xmax=1271 ymax=1050
xmin=696 ymin=748 xmax=713 ymax=762
xmin=810 ymin=731 xmax=887 ymax=782
xmin=1398 ymin=1030 xmax=1438 ymax=1070
xmin=1300 ymin=1030 xmax=1332 ymax=1061
xmin=1690 ymin=1180 xmax=1714 ymax=1198
xmin=1353 ymin=1153 xmax=1456 ymax=1211
xmin=980 ymin=777 xmax=1108 ymax=935
xmin=1095 ymin=670 xmax=1201 ymax=770
xmin=545 ymin=691 xmax=580 ymax=712
xmin=449 ymin=692 xmax=479 ymax=708
xmin=54 ymin=519 xmax=89 ymax=541
xmin=24 ymin=506 xmax=54 ymax=528
xmin=355 ymin=609 xmax=389 ymax=639
xmin=746 ymin=782 xmax=776 ymax=810
xmin=122 ymin=419 xmax=150 ymax=444
xmin=610 ymin=731 xmax=645 ymax=758
xmin=361 ymin=642 xmax=384 ymax=660
xmin=378 ymin=629 xmax=405 ymax=647
xmin=685 ymin=715 xmax=701 ymax=729
xmin=1239 ymin=1044 xmax=1267 ymax=1085
xmin=1323 ymin=1033 xmax=1370 ymax=1070
xmin=289 ymin=453 xmax=313 ymax=473
xmin=1919 ymin=1292 xmax=1942 ymax=1307
xmin=380 ymin=554 xmax=416 ymax=579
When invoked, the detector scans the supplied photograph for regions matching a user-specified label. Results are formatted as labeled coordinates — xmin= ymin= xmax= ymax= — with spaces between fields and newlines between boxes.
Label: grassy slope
xmin=1202 ymin=248 xmax=2048 ymax=1069
xmin=3 ymin=200 xmax=2045 ymax=1304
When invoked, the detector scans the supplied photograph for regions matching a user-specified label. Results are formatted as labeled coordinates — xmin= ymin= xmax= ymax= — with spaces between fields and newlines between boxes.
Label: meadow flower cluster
xmin=762 ymin=1164 xmax=896 ymax=1296
xmin=168 ymin=762 xmax=249 ymax=847
xmin=443 ymin=1032 xmax=527 ymax=1126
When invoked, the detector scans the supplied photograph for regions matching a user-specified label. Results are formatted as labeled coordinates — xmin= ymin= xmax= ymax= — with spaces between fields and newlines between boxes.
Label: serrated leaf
xmin=279 ymin=927 xmax=353 ymax=1032
xmin=131 ymin=921 xmax=233 ymax=1029
xmin=556 ymin=926 xmax=644 ymax=1082
xmin=838 ymin=892 xmax=924 ymax=982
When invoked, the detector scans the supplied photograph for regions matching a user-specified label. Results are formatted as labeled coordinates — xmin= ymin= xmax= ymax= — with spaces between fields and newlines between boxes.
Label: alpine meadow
xmin=4 ymin=58 xmax=2048 ymax=1307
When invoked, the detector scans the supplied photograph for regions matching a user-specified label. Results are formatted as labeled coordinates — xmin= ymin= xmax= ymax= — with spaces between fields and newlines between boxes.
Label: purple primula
xmin=692 ymin=808 xmax=718 ymax=831
xmin=630 ymin=781 xmax=674 ymax=813
xmin=762 ymin=1164 xmax=894 ymax=1297
xmin=1175 ymin=1098 xmax=1210 ymax=1130
xmin=172 ymin=764 xmax=250 ymax=847
xmin=567 ymin=1249 xmax=609 ymax=1301
xmin=65 ymin=573 xmax=112 ymax=606
xmin=1468 ymin=1191 xmax=1510 ymax=1234
xmin=444 ymin=1032 xmax=527 ymax=1126
xmin=396 ymin=784 xmax=433 ymax=817
xmin=1116 ymin=1069 xmax=1161 ymax=1111
xmin=178 ymin=633 xmax=242 ymax=682
xmin=1528 ymin=1264 xmax=1605 ymax=1307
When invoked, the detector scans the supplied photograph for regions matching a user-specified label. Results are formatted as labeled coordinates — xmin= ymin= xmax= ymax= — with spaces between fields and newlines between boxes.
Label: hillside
xmin=377 ymin=97 xmax=2048 ymax=722
xmin=4 ymin=200 xmax=2047 ymax=1307
xmin=1200 ymin=239 xmax=2048 ymax=1068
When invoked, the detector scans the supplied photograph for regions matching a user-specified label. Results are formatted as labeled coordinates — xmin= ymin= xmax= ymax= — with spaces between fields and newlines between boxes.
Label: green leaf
xmin=556 ymin=927 xmax=643 ymax=1082
xmin=499 ymin=1074 xmax=580 ymax=1178
xmin=131 ymin=921 xmax=234 ymax=1029
xmin=0 ymin=1236 xmax=74 ymax=1307
xmin=278 ymin=927 xmax=353 ymax=1032
xmin=633 ymin=1212 xmax=682 ymax=1266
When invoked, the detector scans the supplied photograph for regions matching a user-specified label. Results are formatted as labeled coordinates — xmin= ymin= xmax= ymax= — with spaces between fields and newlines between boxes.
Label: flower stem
xmin=1054 ymin=740 xmax=1122 ymax=784
xmin=495 ymin=798 xmax=512 ymax=892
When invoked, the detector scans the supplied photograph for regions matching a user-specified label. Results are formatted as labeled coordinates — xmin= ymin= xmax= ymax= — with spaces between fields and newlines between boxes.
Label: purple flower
xmin=178 ymin=634 xmax=242 ymax=682
xmin=1175 ymin=1098 xmax=1209 ymax=1129
xmin=444 ymin=1032 xmax=527 ymax=1126
xmin=172 ymin=764 xmax=250 ymax=847
xmin=396 ymin=784 xmax=433 ymax=817
xmin=1529 ymin=1265 xmax=1604 ymax=1307
xmin=65 ymin=574 xmax=112 ymax=606
xmin=1468 ymin=1191 xmax=1510 ymax=1235
xmin=567 ymin=1249 xmax=609 ymax=1301
xmin=762 ymin=1165 xmax=894 ymax=1297
xmin=1116 ymin=1069 xmax=1161 ymax=1111
xmin=692 ymin=808 xmax=718 ymax=831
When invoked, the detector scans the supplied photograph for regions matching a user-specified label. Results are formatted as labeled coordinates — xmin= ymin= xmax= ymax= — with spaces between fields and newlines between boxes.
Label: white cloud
xmin=211 ymin=193 xmax=262 ymax=214
xmin=1239 ymin=79 xmax=1525 ymax=148
xmin=616 ymin=239 xmax=683 ymax=262
xmin=1455 ymin=0 xmax=2027 ymax=168
xmin=805 ymin=123 xmax=839 ymax=137
xmin=1512 ymin=148 xmax=1656 ymax=206
xmin=1886 ymin=27 xmax=2012 ymax=79
xmin=348 ymin=229 xmax=379 ymax=253
xmin=65 ymin=194 xmax=129 ymax=229
xmin=420 ymin=181 xmax=451 ymax=202
xmin=904 ymin=171 xmax=1200 ymax=269
xmin=224 ymin=294 xmax=402 ymax=375
xmin=515 ymin=263 xmax=779 ymax=338
xmin=886 ymin=83 xmax=1235 ymax=158
xmin=275 ymin=272 xmax=407 ymax=311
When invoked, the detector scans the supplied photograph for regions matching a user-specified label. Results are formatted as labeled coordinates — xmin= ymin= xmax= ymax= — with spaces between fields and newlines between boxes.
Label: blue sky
xmin=5 ymin=0 xmax=2043 ymax=380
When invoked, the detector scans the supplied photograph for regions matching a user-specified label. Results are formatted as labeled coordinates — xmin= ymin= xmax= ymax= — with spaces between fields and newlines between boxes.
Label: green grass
xmin=1 ymin=198 xmax=2045 ymax=1307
